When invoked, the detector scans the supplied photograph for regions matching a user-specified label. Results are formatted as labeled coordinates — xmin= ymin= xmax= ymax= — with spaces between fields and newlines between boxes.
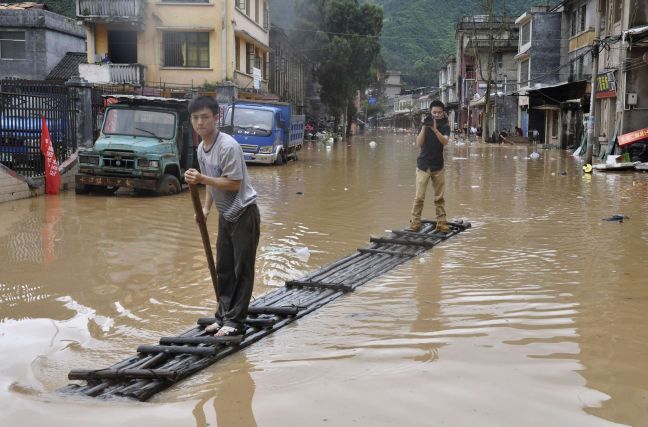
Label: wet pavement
xmin=1 ymin=132 xmax=647 ymax=426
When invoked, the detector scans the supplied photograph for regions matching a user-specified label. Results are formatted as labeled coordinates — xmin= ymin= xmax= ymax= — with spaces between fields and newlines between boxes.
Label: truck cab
xmin=222 ymin=101 xmax=304 ymax=165
xmin=75 ymin=95 xmax=194 ymax=195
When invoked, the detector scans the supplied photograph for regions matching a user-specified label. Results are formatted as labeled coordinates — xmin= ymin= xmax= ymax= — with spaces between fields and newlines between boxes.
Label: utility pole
xmin=585 ymin=2 xmax=601 ymax=165
xmin=482 ymin=0 xmax=495 ymax=142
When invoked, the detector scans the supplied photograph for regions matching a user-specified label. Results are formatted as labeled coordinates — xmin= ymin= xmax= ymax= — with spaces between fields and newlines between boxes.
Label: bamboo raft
xmin=58 ymin=219 xmax=471 ymax=401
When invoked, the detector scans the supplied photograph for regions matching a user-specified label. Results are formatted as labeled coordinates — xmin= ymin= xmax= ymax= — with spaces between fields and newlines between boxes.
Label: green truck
xmin=75 ymin=95 xmax=195 ymax=195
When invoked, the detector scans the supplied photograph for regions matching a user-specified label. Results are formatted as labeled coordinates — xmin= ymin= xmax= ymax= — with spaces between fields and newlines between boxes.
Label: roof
xmin=0 ymin=2 xmax=47 ymax=10
xmin=46 ymin=52 xmax=86 ymax=81
xmin=104 ymin=94 xmax=190 ymax=104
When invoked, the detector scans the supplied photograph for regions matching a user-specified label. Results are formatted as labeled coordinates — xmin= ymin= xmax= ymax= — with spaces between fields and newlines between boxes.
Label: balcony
xmin=78 ymin=63 xmax=146 ymax=85
xmin=234 ymin=70 xmax=268 ymax=92
xmin=76 ymin=0 xmax=145 ymax=24
xmin=569 ymin=29 xmax=595 ymax=52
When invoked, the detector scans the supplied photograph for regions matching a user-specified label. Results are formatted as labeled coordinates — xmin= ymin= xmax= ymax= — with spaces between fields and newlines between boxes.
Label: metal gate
xmin=0 ymin=79 xmax=78 ymax=178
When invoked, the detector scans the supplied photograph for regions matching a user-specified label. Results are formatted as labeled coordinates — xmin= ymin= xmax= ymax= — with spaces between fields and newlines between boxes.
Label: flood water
xmin=1 ymin=132 xmax=647 ymax=426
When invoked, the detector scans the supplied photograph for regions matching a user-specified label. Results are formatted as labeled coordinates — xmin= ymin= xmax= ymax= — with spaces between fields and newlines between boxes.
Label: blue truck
xmin=221 ymin=101 xmax=304 ymax=165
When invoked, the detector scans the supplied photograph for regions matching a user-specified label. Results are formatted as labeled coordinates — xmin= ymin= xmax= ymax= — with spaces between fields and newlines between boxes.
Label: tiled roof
xmin=46 ymin=52 xmax=86 ymax=81
xmin=0 ymin=2 xmax=47 ymax=10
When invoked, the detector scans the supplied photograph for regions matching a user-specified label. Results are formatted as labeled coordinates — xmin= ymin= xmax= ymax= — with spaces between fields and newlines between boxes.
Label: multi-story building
xmin=593 ymin=0 xmax=648 ymax=156
xmin=269 ymin=25 xmax=307 ymax=114
xmin=514 ymin=7 xmax=562 ymax=143
xmin=438 ymin=56 xmax=458 ymax=130
xmin=76 ymin=0 xmax=270 ymax=95
xmin=456 ymin=15 xmax=519 ymax=138
xmin=0 ymin=3 xmax=85 ymax=80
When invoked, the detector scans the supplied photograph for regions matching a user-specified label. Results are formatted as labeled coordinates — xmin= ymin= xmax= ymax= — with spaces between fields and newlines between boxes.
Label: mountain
xmin=270 ymin=0 xmax=559 ymax=87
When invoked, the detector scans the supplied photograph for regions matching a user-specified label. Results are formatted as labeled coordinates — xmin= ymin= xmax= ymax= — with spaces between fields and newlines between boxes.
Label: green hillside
xmin=271 ymin=0 xmax=558 ymax=87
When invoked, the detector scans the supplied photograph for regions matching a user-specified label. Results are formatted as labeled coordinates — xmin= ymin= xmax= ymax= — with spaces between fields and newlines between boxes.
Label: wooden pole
xmin=189 ymin=184 xmax=219 ymax=301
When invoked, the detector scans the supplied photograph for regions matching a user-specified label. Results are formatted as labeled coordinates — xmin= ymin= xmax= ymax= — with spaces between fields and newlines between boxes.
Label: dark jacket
xmin=417 ymin=116 xmax=450 ymax=172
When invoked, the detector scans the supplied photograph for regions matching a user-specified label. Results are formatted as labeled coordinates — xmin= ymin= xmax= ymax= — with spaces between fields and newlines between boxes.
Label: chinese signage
xmin=618 ymin=127 xmax=648 ymax=147
xmin=595 ymin=71 xmax=617 ymax=99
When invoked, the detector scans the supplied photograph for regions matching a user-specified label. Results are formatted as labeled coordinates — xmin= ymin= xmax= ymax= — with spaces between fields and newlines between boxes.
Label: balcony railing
xmin=77 ymin=0 xmax=145 ymax=23
xmin=234 ymin=70 xmax=268 ymax=92
xmin=79 ymin=63 xmax=146 ymax=85
xmin=569 ymin=28 xmax=595 ymax=52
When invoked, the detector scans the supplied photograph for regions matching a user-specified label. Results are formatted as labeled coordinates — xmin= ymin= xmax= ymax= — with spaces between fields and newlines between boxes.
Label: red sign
xmin=40 ymin=116 xmax=61 ymax=194
xmin=618 ymin=127 xmax=648 ymax=147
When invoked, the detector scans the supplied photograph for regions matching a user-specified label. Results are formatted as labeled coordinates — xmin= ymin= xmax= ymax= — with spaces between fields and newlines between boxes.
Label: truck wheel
xmin=274 ymin=150 xmax=285 ymax=165
xmin=156 ymin=174 xmax=181 ymax=195
xmin=95 ymin=185 xmax=119 ymax=194
xmin=75 ymin=183 xmax=89 ymax=194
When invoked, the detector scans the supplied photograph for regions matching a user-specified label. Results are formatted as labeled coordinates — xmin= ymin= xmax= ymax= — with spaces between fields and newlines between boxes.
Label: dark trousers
xmin=215 ymin=204 xmax=260 ymax=330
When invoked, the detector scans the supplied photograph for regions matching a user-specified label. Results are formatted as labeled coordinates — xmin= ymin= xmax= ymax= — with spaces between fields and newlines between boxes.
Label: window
xmin=496 ymin=52 xmax=503 ymax=70
xmin=246 ymin=0 xmax=251 ymax=16
xmin=520 ymin=21 xmax=531 ymax=47
xmin=246 ymin=43 xmax=255 ymax=74
xmin=614 ymin=0 xmax=622 ymax=23
xmin=0 ymin=31 xmax=26 ymax=59
xmin=108 ymin=30 xmax=137 ymax=63
xmin=263 ymin=2 xmax=269 ymax=29
xmin=255 ymin=0 xmax=259 ymax=22
xmin=160 ymin=0 xmax=209 ymax=3
xmin=236 ymin=0 xmax=245 ymax=10
xmin=520 ymin=59 xmax=530 ymax=86
xmin=163 ymin=32 xmax=209 ymax=68
xmin=235 ymin=37 xmax=241 ymax=70
xmin=571 ymin=5 xmax=587 ymax=36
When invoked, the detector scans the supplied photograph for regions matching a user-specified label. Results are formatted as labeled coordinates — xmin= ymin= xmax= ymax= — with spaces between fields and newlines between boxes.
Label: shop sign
xmin=618 ymin=127 xmax=648 ymax=147
xmin=595 ymin=71 xmax=617 ymax=99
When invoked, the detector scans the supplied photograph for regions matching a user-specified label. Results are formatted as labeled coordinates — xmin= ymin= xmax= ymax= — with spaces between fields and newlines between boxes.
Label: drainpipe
xmin=225 ymin=0 xmax=235 ymax=81
xmin=585 ymin=3 xmax=601 ymax=165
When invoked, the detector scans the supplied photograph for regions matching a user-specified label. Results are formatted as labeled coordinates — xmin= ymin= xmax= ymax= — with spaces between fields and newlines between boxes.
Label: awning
xmin=527 ymin=80 xmax=588 ymax=103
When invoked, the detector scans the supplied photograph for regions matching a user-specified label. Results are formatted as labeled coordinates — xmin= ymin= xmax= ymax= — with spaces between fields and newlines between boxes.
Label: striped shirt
xmin=197 ymin=132 xmax=257 ymax=222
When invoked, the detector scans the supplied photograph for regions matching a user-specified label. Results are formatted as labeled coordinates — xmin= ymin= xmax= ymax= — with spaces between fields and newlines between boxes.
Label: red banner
xmin=618 ymin=127 xmax=648 ymax=147
xmin=40 ymin=116 xmax=61 ymax=194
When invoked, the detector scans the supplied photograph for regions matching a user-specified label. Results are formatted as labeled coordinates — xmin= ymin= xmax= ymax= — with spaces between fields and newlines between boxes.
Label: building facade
xmin=455 ymin=15 xmax=519 ymax=138
xmin=76 ymin=0 xmax=270 ymax=94
xmin=269 ymin=25 xmax=307 ymax=114
xmin=514 ymin=7 xmax=562 ymax=143
xmin=0 ymin=4 xmax=85 ymax=80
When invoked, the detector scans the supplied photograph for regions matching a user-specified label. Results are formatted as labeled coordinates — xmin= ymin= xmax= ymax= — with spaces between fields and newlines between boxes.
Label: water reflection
xmin=192 ymin=355 xmax=257 ymax=427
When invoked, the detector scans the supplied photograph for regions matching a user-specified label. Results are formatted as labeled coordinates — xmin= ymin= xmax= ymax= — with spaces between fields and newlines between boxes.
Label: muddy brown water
xmin=1 ymin=133 xmax=647 ymax=426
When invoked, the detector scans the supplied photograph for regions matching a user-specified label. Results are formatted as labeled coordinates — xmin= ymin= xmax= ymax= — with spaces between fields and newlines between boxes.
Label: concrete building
xmin=455 ymin=15 xmax=519 ymax=138
xmin=269 ymin=25 xmax=307 ymax=114
xmin=384 ymin=70 xmax=402 ymax=100
xmin=438 ymin=56 xmax=458 ymax=130
xmin=76 ymin=0 xmax=270 ymax=95
xmin=514 ymin=7 xmax=562 ymax=143
xmin=0 ymin=3 xmax=85 ymax=80
xmin=593 ymin=0 xmax=648 ymax=156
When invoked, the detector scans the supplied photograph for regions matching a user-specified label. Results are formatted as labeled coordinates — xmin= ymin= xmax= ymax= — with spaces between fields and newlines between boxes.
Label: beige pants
xmin=410 ymin=167 xmax=446 ymax=225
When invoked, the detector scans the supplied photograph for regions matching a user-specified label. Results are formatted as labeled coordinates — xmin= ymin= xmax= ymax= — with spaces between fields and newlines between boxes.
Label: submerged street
xmin=1 ymin=133 xmax=647 ymax=426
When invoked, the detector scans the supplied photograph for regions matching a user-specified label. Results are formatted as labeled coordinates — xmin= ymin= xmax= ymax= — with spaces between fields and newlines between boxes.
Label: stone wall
xmin=0 ymin=160 xmax=78 ymax=204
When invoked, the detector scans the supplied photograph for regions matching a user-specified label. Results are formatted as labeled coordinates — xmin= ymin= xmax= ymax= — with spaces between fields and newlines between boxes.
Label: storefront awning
xmin=527 ymin=80 xmax=588 ymax=103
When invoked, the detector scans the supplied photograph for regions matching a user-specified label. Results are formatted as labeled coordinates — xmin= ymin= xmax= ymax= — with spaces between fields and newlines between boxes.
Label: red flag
xmin=40 ymin=116 xmax=61 ymax=195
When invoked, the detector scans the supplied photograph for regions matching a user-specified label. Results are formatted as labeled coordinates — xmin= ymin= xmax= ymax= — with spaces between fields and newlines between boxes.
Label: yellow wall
xmin=95 ymin=24 xmax=108 ymax=60
xmin=144 ymin=0 xmax=224 ymax=86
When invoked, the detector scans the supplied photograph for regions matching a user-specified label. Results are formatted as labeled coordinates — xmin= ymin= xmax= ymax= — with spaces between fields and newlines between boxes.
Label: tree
xmin=294 ymin=0 xmax=383 ymax=133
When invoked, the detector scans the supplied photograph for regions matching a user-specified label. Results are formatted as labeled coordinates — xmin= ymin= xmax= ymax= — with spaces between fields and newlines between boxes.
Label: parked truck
xmin=75 ymin=95 xmax=194 ymax=195
xmin=221 ymin=100 xmax=304 ymax=165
